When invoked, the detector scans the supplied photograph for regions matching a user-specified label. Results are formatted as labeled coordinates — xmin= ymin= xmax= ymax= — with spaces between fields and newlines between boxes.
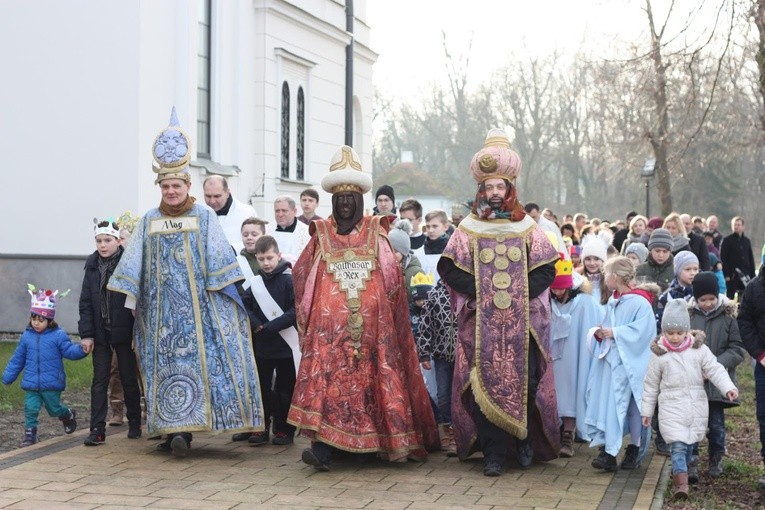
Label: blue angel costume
xmin=108 ymin=203 xmax=264 ymax=436
xmin=584 ymin=289 xmax=656 ymax=457
xmin=550 ymin=285 xmax=602 ymax=440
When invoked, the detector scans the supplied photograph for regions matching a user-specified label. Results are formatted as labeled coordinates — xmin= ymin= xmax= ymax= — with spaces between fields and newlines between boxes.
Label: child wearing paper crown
xmin=79 ymin=219 xmax=143 ymax=446
xmin=549 ymin=253 xmax=602 ymax=458
xmin=641 ymin=298 xmax=738 ymax=501
xmin=2 ymin=286 xmax=87 ymax=447
xmin=688 ymin=272 xmax=745 ymax=478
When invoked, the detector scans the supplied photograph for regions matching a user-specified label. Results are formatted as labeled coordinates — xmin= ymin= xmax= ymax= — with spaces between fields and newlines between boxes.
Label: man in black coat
xmin=738 ymin=268 xmax=765 ymax=489
xmin=720 ymin=216 xmax=756 ymax=299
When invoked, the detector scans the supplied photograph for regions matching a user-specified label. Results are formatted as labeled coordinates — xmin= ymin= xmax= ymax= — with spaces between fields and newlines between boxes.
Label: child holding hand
xmin=641 ymin=298 xmax=738 ymax=501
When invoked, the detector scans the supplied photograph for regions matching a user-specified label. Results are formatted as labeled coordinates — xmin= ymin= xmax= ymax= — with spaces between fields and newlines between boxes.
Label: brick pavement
xmin=0 ymin=429 xmax=666 ymax=509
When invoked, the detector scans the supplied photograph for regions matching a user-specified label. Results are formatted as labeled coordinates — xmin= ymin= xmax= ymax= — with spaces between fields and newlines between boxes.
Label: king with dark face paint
xmin=289 ymin=145 xmax=439 ymax=472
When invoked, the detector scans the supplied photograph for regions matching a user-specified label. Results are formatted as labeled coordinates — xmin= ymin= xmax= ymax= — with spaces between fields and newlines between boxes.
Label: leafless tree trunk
xmin=644 ymin=0 xmax=674 ymax=215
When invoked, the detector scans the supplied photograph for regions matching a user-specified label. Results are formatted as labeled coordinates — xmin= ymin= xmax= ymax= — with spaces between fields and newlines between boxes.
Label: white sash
xmin=270 ymin=231 xmax=301 ymax=265
xmin=250 ymin=275 xmax=301 ymax=372
xmin=237 ymin=255 xmax=255 ymax=290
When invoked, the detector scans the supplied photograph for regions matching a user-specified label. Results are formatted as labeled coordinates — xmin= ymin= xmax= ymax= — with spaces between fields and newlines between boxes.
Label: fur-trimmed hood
xmin=688 ymin=295 xmax=738 ymax=319
xmin=650 ymin=329 xmax=706 ymax=356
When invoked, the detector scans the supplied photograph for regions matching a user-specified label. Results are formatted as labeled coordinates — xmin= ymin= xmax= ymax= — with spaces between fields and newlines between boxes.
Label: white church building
xmin=0 ymin=0 xmax=376 ymax=332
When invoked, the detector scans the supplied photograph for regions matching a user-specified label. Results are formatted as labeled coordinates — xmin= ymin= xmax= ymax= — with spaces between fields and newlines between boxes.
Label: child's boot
xmin=688 ymin=455 xmax=699 ymax=484
xmin=559 ymin=430 xmax=575 ymax=458
xmin=127 ymin=419 xmax=142 ymax=439
xmin=21 ymin=427 xmax=37 ymax=447
xmin=60 ymin=409 xmax=77 ymax=434
xmin=672 ymin=473 xmax=689 ymax=500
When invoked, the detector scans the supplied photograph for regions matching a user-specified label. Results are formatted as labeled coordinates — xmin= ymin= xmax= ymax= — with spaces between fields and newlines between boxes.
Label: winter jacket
xmin=2 ymin=326 xmax=87 ymax=391
xmin=416 ymin=280 xmax=456 ymax=363
xmin=78 ymin=250 xmax=135 ymax=345
xmin=641 ymin=331 xmax=736 ymax=445
xmin=248 ymin=260 xmax=296 ymax=359
xmin=403 ymin=254 xmax=424 ymax=302
xmin=739 ymin=270 xmax=765 ymax=362
xmin=654 ymin=279 xmax=693 ymax=331
xmin=688 ymin=297 xmax=745 ymax=406
xmin=636 ymin=252 xmax=675 ymax=292
xmin=720 ymin=232 xmax=756 ymax=294
xmin=686 ymin=232 xmax=711 ymax=272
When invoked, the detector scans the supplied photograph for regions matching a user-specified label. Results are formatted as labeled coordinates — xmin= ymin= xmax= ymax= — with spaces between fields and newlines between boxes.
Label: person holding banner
xmin=239 ymin=235 xmax=298 ymax=446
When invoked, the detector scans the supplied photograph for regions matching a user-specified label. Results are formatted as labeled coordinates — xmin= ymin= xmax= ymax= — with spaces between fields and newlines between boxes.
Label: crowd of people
xmin=4 ymin=112 xmax=765 ymax=502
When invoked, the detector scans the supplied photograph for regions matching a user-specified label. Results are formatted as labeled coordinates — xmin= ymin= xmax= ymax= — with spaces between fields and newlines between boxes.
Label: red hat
xmin=647 ymin=216 xmax=664 ymax=230
xmin=551 ymin=253 xmax=574 ymax=290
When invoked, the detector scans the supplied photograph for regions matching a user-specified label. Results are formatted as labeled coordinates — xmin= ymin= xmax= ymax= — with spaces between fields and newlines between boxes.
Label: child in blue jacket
xmin=2 ymin=286 xmax=88 ymax=446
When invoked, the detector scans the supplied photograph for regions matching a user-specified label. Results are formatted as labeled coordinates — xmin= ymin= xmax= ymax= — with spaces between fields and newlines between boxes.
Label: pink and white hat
xmin=28 ymin=284 xmax=69 ymax=320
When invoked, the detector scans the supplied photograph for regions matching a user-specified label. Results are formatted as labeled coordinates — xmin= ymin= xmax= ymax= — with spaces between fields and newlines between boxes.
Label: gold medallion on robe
xmin=508 ymin=246 xmax=522 ymax=262
xmin=492 ymin=272 xmax=511 ymax=289
xmin=493 ymin=290 xmax=512 ymax=309
xmin=494 ymin=256 xmax=509 ymax=270
xmin=479 ymin=248 xmax=495 ymax=264
xmin=494 ymin=244 xmax=507 ymax=255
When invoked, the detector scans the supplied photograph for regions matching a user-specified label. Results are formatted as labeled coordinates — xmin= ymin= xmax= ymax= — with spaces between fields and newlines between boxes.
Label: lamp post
xmin=641 ymin=159 xmax=656 ymax=217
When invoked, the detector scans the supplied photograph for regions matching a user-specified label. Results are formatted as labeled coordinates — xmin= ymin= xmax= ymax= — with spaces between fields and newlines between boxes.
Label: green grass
xmin=0 ymin=339 xmax=92 ymax=412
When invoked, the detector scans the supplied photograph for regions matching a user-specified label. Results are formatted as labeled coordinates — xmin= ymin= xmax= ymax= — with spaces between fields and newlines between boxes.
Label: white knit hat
xmin=580 ymin=233 xmax=609 ymax=262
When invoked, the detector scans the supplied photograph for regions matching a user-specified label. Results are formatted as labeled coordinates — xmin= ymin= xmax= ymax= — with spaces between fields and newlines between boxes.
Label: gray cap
xmin=388 ymin=218 xmax=412 ymax=256
xmin=625 ymin=242 xmax=649 ymax=264
xmin=648 ymin=228 xmax=673 ymax=251
xmin=661 ymin=298 xmax=690 ymax=332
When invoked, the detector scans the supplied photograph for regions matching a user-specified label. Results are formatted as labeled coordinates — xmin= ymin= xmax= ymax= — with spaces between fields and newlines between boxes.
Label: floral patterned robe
xmin=439 ymin=214 xmax=560 ymax=461
xmin=287 ymin=216 xmax=439 ymax=459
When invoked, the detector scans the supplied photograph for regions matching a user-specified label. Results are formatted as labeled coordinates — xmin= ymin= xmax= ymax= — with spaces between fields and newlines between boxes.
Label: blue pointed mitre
xmin=152 ymin=107 xmax=191 ymax=184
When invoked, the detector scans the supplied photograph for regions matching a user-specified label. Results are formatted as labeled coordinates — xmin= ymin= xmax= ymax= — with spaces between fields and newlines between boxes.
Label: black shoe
xmin=654 ymin=439 xmax=670 ymax=457
xmin=592 ymin=447 xmax=608 ymax=469
xmin=516 ymin=439 xmax=534 ymax=469
xmin=84 ymin=429 xmax=105 ymax=446
xmin=171 ymin=435 xmax=189 ymax=457
xmin=603 ymin=453 xmax=618 ymax=472
xmin=127 ymin=423 xmax=142 ymax=439
xmin=302 ymin=447 xmax=330 ymax=472
xmin=621 ymin=444 xmax=641 ymax=470
xmin=272 ymin=432 xmax=294 ymax=446
xmin=61 ymin=409 xmax=77 ymax=434
xmin=709 ymin=454 xmax=724 ymax=478
xmin=231 ymin=432 xmax=253 ymax=442
xmin=247 ymin=431 xmax=269 ymax=446
xmin=483 ymin=459 xmax=503 ymax=477
xmin=688 ymin=457 xmax=699 ymax=484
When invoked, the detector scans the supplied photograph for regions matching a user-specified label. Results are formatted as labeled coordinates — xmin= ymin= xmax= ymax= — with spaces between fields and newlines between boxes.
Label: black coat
xmin=688 ymin=231 xmax=711 ymax=272
xmin=246 ymin=261 xmax=296 ymax=359
xmin=739 ymin=270 xmax=765 ymax=361
xmin=720 ymin=233 xmax=756 ymax=293
xmin=78 ymin=249 xmax=134 ymax=345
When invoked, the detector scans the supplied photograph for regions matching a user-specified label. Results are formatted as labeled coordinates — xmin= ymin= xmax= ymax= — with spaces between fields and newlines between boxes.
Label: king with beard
xmin=288 ymin=145 xmax=439 ymax=471
xmin=438 ymin=129 xmax=560 ymax=476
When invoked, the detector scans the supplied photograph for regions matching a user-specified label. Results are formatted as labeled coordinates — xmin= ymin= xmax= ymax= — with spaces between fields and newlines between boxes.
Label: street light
xmin=641 ymin=159 xmax=656 ymax=217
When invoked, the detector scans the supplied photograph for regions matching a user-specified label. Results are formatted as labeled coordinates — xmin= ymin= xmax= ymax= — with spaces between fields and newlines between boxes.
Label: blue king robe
xmin=108 ymin=203 xmax=264 ymax=436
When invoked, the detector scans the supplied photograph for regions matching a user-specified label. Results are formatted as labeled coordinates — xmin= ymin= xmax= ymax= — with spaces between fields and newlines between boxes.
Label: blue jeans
xmin=24 ymin=390 xmax=70 ymax=428
xmin=670 ymin=441 xmax=694 ymax=474
xmin=433 ymin=359 xmax=454 ymax=425
xmin=755 ymin=362 xmax=765 ymax=459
